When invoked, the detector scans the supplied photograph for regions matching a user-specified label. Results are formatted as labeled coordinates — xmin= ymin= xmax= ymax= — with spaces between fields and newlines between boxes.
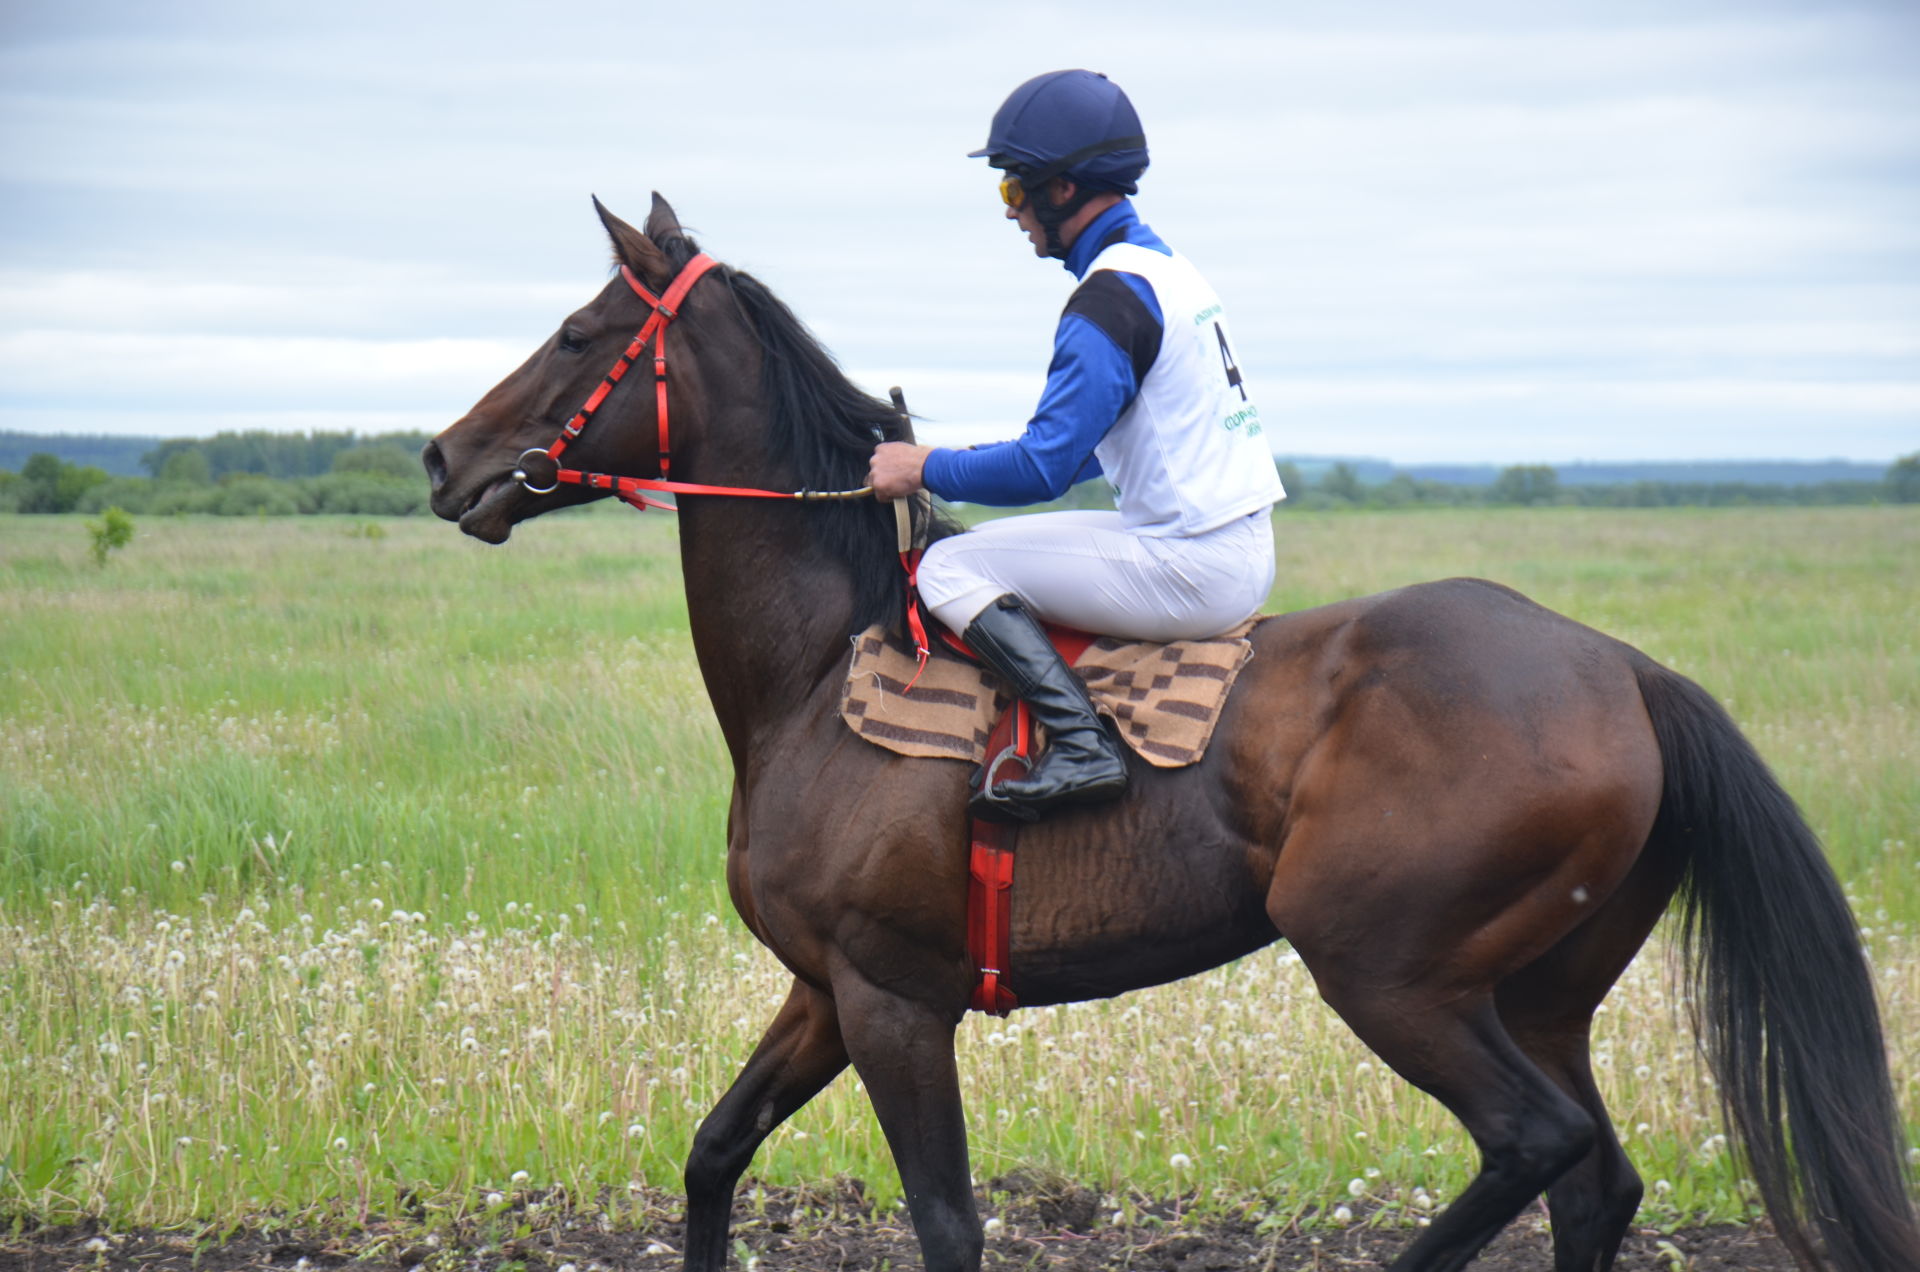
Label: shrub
xmin=210 ymin=477 xmax=300 ymax=516
xmin=302 ymin=473 xmax=430 ymax=516
xmin=85 ymin=506 xmax=135 ymax=566
xmin=76 ymin=476 xmax=158 ymax=515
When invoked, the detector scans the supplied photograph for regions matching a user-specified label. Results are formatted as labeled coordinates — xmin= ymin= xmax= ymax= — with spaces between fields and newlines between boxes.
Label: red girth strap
xmin=968 ymin=700 xmax=1029 ymax=1016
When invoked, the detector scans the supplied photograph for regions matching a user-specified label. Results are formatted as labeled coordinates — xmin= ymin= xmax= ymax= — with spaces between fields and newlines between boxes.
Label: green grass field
xmin=2 ymin=507 xmax=1915 ymax=1233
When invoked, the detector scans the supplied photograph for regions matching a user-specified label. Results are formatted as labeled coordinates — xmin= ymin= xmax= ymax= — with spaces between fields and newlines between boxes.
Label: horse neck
xmin=670 ymin=437 xmax=867 ymax=771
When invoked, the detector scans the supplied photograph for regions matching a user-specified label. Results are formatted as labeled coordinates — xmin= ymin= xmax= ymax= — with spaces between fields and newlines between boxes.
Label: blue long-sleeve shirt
xmin=922 ymin=200 xmax=1170 ymax=505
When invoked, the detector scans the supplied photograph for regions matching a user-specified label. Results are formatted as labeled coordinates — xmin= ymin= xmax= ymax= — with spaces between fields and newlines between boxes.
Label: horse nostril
xmin=421 ymin=440 xmax=448 ymax=490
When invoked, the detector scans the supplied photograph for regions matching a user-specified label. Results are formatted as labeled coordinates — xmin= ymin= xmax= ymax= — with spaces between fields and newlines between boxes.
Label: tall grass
xmin=2 ymin=508 xmax=1915 ymax=1229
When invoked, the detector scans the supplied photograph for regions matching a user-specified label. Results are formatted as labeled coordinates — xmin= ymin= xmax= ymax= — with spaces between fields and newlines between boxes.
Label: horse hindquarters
xmin=1635 ymin=661 xmax=1920 ymax=1272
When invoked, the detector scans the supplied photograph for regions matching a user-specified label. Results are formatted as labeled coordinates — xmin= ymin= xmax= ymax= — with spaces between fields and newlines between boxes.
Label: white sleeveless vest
xmin=1087 ymin=241 xmax=1286 ymax=536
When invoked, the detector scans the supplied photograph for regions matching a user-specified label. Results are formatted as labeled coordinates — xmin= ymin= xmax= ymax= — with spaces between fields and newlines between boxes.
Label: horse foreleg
xmin=681 ymin=976 xmax=848 ymax=1272
xmin=835 ymin=975 xmax=981 ymax=1272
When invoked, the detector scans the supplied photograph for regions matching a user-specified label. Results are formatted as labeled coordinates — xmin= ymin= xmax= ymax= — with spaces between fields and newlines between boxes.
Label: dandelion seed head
xmin=1169 ymin=1153 xmax=1192 ymax=1171
xmin=170 ymin=861 xmax=186 ymax=874
xmin=511 ymin=1170 xmax=530 ymax=1184
xmin=485 ymin=1191 xmax=504 ymax=1207
xmin=1333 ymin=1204 xmax=1353 ymax=1224
xmin=1347 ymin=1178 xmax=1366 ymax=1197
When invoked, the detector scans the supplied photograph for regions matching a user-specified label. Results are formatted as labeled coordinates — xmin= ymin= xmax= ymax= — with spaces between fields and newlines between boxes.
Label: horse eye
xmin=558 ymin=328 xmax=589 ymax=354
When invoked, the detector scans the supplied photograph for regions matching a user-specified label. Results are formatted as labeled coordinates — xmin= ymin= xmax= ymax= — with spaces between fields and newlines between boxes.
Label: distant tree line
xmin=0 ymin=431 xmax=435 ymax=515
xmin=2 ymin=431 xmax=1917 ymax=516
xmin=1268 ymin=457 xmax=1919 ymax=511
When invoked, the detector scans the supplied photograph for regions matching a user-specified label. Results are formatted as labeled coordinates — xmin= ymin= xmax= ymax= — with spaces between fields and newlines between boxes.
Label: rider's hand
xmin=869 ymin=442 xmax=933 ymax=500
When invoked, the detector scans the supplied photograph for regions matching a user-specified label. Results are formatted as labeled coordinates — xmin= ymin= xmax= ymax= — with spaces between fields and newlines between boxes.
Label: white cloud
xmin=2 ymin=1 xmax=1915 ymax=461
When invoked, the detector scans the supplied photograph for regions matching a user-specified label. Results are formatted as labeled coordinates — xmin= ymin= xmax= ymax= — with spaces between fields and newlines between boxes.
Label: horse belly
xmin=1004 ymin=809 xmax=1281 ymax=1007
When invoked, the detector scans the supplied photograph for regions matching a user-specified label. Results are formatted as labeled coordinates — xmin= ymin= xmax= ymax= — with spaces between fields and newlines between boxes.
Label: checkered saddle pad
xmin=839 ymin=617 xmax=1263 ymax=769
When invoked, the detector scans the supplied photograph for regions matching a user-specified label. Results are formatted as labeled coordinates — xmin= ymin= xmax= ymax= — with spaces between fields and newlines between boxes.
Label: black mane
xmin=656 ymin=227 xmax=958 ymax=634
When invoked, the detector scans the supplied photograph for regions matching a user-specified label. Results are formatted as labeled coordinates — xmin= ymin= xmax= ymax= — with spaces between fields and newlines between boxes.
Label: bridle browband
xmin=512 ymin=253 xmax=875 ymax=511
xmin=511 ymin=249 xmax=934 ymax=681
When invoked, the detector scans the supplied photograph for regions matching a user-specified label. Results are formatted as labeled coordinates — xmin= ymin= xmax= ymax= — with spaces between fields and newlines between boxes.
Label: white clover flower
xmin=84 ymin=1237 xmax=109 ymax=1253
xmin=983 ymin=1217 xmax=1003 ymax=1234
xmin=485 ymin=1191 xmax=505 ymax=1207
xmin=511 ymin=1170 xmax=530 ymax=1184
xmin=1333 ymin=1204 xmax=1353 ymax=1224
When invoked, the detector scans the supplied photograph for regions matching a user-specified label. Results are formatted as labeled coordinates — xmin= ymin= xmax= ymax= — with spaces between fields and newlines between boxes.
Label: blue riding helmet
xmin=969 ymin=69 xmax=1149 ymax=195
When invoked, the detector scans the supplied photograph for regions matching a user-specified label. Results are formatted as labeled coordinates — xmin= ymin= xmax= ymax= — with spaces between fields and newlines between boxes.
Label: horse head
xmin=422 ymin=195 xmax=730 ymax=544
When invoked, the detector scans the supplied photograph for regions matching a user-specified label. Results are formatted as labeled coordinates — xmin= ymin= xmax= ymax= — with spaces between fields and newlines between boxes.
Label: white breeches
xmin=916 ymin=509 xmax=1276 ymax=642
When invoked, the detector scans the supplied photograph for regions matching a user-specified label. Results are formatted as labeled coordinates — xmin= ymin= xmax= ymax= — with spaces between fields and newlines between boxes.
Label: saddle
xmin=840 ymin=617 xmax=1261 ymax=770
xmin=841 ymin=615 xmax=1264 ymax=1017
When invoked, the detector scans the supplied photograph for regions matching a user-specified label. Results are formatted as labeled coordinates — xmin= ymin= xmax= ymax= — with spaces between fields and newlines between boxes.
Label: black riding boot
xmin=964 ymin=595 xmax=1128 ymax=824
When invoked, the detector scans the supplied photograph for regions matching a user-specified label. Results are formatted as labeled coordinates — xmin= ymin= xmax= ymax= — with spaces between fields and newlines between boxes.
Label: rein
xmin=513 ymin=251 xmax=934 ymax=679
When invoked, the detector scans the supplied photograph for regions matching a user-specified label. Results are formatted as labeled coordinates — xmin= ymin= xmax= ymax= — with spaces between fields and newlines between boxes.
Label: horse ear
xmin=645 ymin=192 xmax=683 ymax=244
xmin=593 ymin=195 xmax=673 ymax=291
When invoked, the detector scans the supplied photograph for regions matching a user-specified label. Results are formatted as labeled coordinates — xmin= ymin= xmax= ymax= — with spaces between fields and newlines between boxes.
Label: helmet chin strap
xmin=1029 ymin=179 xmax=1100 ymax=260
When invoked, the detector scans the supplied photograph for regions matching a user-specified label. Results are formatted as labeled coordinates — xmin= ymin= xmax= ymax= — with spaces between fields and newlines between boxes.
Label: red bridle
xmin=513 ymin=253 xmax=873 ymax=511
xmin=511 ymin=250 xmax=933 ymax=678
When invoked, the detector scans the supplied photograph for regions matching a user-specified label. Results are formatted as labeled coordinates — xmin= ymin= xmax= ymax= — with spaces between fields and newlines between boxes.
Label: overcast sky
xmin=3 ymin=0 xmax=1916 ymax=464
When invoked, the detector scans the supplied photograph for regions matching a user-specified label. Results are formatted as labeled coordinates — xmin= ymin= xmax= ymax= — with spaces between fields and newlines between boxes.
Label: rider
xmin=868 ymin=69 xmax=1286 ymax=825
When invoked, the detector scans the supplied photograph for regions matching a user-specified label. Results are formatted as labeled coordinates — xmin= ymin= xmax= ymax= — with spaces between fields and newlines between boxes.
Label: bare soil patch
xmin=0 ymin=1178 xmax=1793 ymax=1271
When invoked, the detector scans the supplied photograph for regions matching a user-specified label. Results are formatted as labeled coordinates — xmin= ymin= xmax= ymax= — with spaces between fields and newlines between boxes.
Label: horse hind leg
xmin=681 ymin=977 xmax=849 ymax=1272
xmin=1316 ymin=986 xmax=1598 ymax=1272
xmin=1510 ymin=1025 xmax=1641 ymax=1272
xmin=1494 ymin=846 xmax=1683 ymax=1272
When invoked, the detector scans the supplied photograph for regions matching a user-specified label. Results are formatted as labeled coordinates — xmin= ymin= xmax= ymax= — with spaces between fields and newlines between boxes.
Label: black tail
xmin=1635 ymin=661 xmax=1918 ymax=1272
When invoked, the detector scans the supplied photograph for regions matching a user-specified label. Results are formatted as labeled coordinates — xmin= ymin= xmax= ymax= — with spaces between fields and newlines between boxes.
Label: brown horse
xmin=424 ymin=196 xmax=1917 ymax=1272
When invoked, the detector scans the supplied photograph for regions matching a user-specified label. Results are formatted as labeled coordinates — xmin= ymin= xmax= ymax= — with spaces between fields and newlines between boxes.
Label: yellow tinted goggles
xmin=997 ymin=174 xmax=1026 ymax=209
